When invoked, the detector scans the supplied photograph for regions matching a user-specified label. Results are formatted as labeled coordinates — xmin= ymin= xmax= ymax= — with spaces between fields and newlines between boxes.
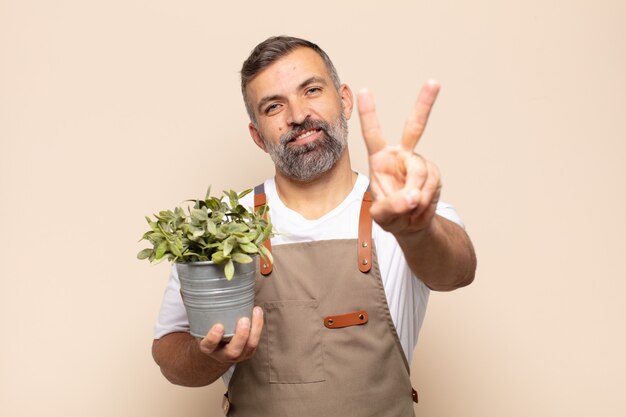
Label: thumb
xmin=370 ymin=188 xmax=420 ymax=226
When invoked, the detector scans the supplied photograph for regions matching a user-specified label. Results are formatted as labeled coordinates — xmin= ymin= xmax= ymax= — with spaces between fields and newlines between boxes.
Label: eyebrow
xmin=256 ymin=76 xmax=329 ymax=114
xmin=299 ymin=76 xmax=328 ymax=89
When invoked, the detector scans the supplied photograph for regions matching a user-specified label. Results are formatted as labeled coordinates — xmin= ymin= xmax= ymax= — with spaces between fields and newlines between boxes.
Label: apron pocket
xmin=264 ymin=300 xmax=326 ymax=384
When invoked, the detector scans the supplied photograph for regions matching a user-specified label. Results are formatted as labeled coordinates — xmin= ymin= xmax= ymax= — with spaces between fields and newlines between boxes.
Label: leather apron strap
xmin=358 ymin=190 xmax=373 ymax=272
xmin=253 ymin=184 xmax=273 ymax=276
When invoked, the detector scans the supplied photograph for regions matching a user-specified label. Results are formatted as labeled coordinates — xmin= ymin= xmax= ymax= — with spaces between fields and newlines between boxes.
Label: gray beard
xmin=261 ymin=113 xmax=349 ymax=182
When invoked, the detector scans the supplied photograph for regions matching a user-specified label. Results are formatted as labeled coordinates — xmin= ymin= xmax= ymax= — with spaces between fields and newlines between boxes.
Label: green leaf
xmin=151 ymin=255 xmax=168 ymax=265
xmin=139 ymin=231 xmax=153 ymax=242
xmin=188 ymin=224 xmax=204 ymax=238
xmin=239 ymin=242 xmax=259 ymax=254
xmin=255 ymin=223 xmax=272 ymax=245
xmin=175 ymin=206 xmax=185 ymax=218
xmin=256 ymin=204 xmax=268 ymax=217
xmin=206 ymin=220 xmax=217 ymax=235
xmin=191 ymin=208 xmax=209 ymax=222
xmin=155 ymin=240 xmax=168 ymax=259
xmin=225 ymin=190 xmax=239 ymax=209
xmin=235 ymin=234 xmax=251 ymax=244
xmin=225 ymin=222 xmax=248 ymax=234
xmin=137 ymin=248 xmax=152 ymax=260
xmin=224 ymin=259 xmax=235 ymax=280
xmin=223 ymin=236 xmax=235 ymax=256
xmin=259 ymin=244 xmax=273 ymax=265
xmin=169 ymin=241 xmax=183 ymax=257
xmin=231 ymin=252 xmax=253 ymax=264
xmin=238 ymin=189 xmax=252 ymax=199
xmin=234 ymin=204 xmax=248 ymax=216
xmin=211 ymin=250 xmax=227 ymax=264
xmin=206 ymin=198 xmax=221 ymax=211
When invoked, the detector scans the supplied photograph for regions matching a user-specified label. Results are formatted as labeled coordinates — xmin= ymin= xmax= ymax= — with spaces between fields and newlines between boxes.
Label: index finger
xmin=223 ymin=316 xmax=252 ymax=358
xmin=357 ymin=89 xmax=386 ymax=154
xmin=400 ymin=80 xmax=440 ymax=150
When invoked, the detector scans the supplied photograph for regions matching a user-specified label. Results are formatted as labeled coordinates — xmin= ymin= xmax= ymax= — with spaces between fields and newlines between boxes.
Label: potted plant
xmin=137 ymin=187 xmax=274 ymax=338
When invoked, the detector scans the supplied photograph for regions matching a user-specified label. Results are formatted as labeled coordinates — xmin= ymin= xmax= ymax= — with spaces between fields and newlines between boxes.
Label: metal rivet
xmin=362 ymin=259 xmax=368 ymax=265
xmin=327 ymin=319 xmax=334 ymax=326
xmin=362 ymin=241 xmax=368 ymax=247
xmin=358 ymin=314 xmax=365 ymax=320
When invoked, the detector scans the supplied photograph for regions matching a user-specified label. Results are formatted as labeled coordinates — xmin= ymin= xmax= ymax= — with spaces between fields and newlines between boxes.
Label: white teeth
xmin=295 ymin=129 xmax=318 ymax=141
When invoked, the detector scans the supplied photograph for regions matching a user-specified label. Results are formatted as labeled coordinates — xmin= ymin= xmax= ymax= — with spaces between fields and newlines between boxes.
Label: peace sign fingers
xmin=400 ymin=80 xmax=440 ymax=151
xmin=355 ymin=80 xmax=443 ymax=236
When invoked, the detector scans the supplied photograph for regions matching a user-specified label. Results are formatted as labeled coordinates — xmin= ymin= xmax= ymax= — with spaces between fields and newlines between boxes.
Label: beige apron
xmin=225 ymin=185 xmax=417 ymax=417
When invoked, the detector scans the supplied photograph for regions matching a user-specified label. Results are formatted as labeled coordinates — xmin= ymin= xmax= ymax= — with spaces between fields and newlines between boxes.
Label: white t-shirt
xmin=154 ymin=172 xmax=464 ymax=383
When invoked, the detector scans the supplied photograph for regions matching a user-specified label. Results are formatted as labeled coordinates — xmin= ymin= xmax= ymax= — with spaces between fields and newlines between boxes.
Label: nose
xmin=286 ymin=97 xmax=310 ymax=126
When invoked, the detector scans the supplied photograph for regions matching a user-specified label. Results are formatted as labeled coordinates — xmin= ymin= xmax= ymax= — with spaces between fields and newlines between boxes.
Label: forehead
xmin=246 ymin=47 xmax=332 ymax=105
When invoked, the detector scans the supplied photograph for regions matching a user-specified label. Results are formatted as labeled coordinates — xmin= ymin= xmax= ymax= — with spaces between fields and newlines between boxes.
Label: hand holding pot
xmin=198 ymin=306 xmax=264 ymax=363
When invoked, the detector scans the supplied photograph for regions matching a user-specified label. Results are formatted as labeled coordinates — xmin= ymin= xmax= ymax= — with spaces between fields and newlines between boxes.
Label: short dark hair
xmin=240 ymin=36 xmax=341 ymax=123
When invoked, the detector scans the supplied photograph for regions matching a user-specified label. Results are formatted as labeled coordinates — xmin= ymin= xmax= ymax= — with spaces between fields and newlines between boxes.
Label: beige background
xmin=1 ymin=1 xmax=625 ymax=416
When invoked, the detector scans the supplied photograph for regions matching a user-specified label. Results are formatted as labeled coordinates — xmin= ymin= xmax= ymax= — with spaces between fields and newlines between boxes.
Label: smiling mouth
xmin=289 ymin=128 xmax=322 ymax=143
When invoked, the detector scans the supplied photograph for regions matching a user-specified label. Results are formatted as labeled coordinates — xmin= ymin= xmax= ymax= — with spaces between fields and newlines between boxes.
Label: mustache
xmin=280 ymin=118 xmax=330 ymax=146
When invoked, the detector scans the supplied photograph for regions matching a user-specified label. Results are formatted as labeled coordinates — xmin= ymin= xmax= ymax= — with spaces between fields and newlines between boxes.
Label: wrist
xmin=394 ymin=216 xmax=439 ymax=247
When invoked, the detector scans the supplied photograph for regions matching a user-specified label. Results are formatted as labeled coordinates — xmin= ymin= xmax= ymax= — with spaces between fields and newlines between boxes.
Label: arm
xmin=395 ymin=214 xmax=476 ymax=291
xmin=357 ymin=81 xmax=476 ymax=291
xmin=152 ymin=306 xmax=264 ymax=387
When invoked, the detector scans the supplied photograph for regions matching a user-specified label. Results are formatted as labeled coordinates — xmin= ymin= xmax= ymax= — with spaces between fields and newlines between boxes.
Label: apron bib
xmin=226 ymin=188 xmax=416 ymax=417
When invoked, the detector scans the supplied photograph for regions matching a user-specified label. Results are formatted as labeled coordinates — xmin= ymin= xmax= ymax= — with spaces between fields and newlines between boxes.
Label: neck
xmin=273 ymin=151 xmax=357 ymax=220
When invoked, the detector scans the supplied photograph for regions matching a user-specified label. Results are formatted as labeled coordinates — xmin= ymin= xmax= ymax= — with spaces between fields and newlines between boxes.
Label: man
xmin=152 ymin=36 xmax=476 ymax=416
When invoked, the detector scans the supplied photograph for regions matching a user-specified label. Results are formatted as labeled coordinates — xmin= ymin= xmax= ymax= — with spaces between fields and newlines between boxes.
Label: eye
xmin=306 ymin=86 xmax=322 ymax=95
xmin=264 ymin=103 xmax=281 ymax=115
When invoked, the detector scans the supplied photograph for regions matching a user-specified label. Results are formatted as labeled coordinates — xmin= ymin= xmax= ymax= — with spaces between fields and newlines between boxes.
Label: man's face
xmin=246 ymin=47 xmax=353 ymax=182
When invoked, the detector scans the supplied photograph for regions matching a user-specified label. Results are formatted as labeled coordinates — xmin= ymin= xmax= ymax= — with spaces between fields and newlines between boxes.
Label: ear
xmin=249 ymin=123 xmax=268 ymax=153
xmin=339 ymin=84 xmax=354 ymax=120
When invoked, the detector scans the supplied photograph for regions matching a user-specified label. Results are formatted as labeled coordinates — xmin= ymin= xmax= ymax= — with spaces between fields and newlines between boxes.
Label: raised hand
xmin=357 ymin=80 xmax=442 ymax=236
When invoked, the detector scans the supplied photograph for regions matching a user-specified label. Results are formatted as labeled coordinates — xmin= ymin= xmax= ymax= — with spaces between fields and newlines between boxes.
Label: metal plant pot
xmin=176 ymin=258 xmax=256 ymax=338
